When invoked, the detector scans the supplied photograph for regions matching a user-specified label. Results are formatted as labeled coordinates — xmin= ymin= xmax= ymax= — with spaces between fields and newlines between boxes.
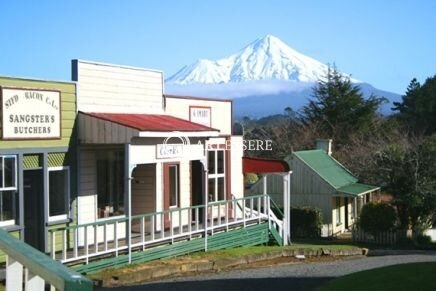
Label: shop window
xmin=97 ymin=150 xmax=124 ymax=218
xmin=169 ymin=165 xmax=179 ymax=207
xmin=0 ymin=155 xmax=17 ymax=226
xmin=48 ymin=167 xmax=70 ymax=222
xmin=207 ymin=149 xmax=225 ymax=202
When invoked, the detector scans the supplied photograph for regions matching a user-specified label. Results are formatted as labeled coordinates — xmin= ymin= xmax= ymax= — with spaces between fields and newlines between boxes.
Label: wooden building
xmin=0 ymin=76 xmax=77 ymax=255
xmin=289 ymin=139 xmax=380 ymax=236
xmin=0 ymin=60 xmax=286 ymax=272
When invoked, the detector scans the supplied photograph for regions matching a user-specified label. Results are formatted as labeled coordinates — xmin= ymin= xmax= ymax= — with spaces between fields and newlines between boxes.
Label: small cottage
xmin=289 ymin=139 xmax=380 ymax=236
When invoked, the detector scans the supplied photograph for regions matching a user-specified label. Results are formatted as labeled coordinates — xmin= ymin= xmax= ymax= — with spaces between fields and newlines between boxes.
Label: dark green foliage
xmin=290 ymin=207 xmax=323 ymax=238
xmin=375 ymin=135 xmax=436 ymax=230
xmin=358 ymin=202 xmax=397 ymax=236
xmin=414 ymin=234 xmax=432 ymax=248
xmin=300 ymin=65 xmax=386 ymax=147
xmin=393 ymin=75 xmax=436 ymax=135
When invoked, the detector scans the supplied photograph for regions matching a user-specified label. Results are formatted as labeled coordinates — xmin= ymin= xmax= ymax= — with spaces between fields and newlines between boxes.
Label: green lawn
xmin=319 ymin=262 xmax=436 ymax=291
xmin=184 ymin=243 xmax=358 ymax=260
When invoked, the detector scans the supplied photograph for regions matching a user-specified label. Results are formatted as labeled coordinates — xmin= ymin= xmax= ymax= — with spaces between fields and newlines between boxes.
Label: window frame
xmin=0 ymin=155 xmax=17 ymax=190
xmin=47 ymin=166 xmax=70 ymax=222
xmin=0 ymin=155 xmax=18 ymax=227
xmin=96 ymin=150 xmax=125 ymax=220
xmin=207 ymin=149 xmax=226 ymax=202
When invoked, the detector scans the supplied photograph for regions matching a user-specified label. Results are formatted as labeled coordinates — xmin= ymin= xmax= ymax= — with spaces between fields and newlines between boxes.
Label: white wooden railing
xmin=49 ymin=195 xmax=277 ymax=265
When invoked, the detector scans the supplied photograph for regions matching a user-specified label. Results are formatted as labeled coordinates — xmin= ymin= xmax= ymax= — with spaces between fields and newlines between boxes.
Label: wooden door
xmin=24 ymin=169 xmax=45 ymax=251
xmin=163 ymin=163 xmax=179 ymax=229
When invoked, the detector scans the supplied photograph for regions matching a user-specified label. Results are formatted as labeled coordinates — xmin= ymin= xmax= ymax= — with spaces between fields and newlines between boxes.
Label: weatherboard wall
xmin=73 ymin=60 xmax=164 ymax=114
xmin=290 ymin=155 xmax=335 ymax=232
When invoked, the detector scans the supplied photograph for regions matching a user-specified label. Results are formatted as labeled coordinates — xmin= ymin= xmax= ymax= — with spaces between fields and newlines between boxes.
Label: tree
xmin=300 ymin=66 xmax=386 ymax=147
xmin=375 ymin=135 xmax=436 ymax=230
xmin=393 ymin=75 xmax=436 ymax=135
xmin=359 ymin=202 xmax=397 ymax=236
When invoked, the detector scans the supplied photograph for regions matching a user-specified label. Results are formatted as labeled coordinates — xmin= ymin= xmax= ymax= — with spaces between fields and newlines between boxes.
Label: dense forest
xmin=242 ymin=67 xmax=436 ymax=230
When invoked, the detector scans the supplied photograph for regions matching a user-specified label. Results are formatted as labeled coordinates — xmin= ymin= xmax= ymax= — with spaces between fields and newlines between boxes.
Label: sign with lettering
xmin=1 ymin=88 xmax=61 ymax=139
xmin=190 ymin=106 xmax=211 ymax=127
xmin=156 ymin=144 xmax=184 ymax=159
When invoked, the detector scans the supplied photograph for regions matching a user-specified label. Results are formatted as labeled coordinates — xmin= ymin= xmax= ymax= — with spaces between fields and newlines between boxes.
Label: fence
xmin=48 ymin=194 xmax=275 ymax=265
xmin=352 ymin=227 xmax=407 ymax=245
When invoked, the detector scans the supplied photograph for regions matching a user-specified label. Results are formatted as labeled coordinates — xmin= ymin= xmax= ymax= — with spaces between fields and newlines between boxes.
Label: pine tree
xmin=300 ymin=65 xmax=385 ymax=146
xmin=393 ymin=75 xmax=436 ymax=135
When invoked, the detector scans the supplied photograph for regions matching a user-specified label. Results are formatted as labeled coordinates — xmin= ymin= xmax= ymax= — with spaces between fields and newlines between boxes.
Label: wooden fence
xmin=352 ymin=227 xmax=407 ymax=245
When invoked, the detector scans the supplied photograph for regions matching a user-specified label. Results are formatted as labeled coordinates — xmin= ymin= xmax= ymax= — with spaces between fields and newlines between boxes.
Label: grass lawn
xmin=319 ymin=262 xmax=436 ymax=291
xmin=173 ymin=243 xmax=359 ymax=260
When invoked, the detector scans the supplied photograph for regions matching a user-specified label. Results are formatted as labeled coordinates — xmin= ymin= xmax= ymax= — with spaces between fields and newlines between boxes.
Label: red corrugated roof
xmin=81 ymin=112 xmax=219 ymax=132
xmin=243 ymin=157 xmax=290 ymax=173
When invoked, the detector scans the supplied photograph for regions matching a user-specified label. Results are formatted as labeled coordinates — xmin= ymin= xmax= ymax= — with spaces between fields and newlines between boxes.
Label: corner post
xmin=125 ymin=143 xmax=135 ymax=264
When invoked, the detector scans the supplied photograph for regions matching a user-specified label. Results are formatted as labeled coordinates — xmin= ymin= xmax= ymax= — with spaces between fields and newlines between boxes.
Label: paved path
xmin=98 ymin=254 xmax=436 ymax=291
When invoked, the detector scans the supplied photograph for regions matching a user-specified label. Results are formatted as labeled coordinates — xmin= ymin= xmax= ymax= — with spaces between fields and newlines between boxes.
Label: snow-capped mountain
xmin=167 ymin=35 xmax=335 ymax=84
xmin=165 ymin=35 xmax=400 ymax=118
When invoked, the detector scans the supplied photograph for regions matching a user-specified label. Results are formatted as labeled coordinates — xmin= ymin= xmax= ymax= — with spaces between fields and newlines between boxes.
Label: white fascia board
xmin=138 ymin=131 xmax=220 ymax=138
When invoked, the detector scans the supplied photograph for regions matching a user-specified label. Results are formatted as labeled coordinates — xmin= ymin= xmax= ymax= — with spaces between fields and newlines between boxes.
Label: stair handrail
xmin=269 ymin=197 xmax=284 ymax=219
xmin=266 ymin=196 xmax=284 ymax=241
xmin=0 ymin=228 xmax=92 ymax=290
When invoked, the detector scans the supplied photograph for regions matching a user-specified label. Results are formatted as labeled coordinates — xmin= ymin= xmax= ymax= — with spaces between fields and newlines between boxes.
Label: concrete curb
xmin=93 ymin=247 xmax=365 ymax=287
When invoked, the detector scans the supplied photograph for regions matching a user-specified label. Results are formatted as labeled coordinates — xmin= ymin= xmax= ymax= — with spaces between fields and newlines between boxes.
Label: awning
xmin=78 ymin=112 xmax=220 ymax=144
xmin=336 ymin=183 xmax=380 ymax=197
xmin=243 ymin=157 xmax=290 ymax=174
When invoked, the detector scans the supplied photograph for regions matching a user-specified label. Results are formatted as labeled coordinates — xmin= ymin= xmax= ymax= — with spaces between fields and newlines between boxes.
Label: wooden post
xmin=6 ymin=256 xmax=23 ymax=291
xmin=25 ymin=269 xmax=45 ymax=291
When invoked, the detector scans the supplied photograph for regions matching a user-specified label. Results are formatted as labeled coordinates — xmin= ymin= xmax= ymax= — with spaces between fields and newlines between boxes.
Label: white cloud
xmin=164 ymin=80 xmax=314 ymax=98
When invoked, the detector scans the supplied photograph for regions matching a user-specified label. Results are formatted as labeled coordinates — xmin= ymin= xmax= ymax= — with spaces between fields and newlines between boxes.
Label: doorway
xmin=131 ymin=164 xmax=156 ymax=232
xmin=191 ymin=160 xmax=204 ymax=223
xmin=23 ymin=169 xmax=45 ymax=251
xmin=163 ymin=163 xmax=180 ymax=229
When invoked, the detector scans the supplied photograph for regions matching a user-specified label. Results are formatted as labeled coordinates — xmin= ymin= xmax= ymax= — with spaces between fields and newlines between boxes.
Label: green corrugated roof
xmin=293 ymin=150 xmax=379 ymax=196
xmin=337 ymin=183 xmax=380 ymax=196
xmin=293 ymin=150 xmax=358 ymax=188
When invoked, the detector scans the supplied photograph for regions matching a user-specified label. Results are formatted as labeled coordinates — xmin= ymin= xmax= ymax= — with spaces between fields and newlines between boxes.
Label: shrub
xmin=358 ymin=202 xmax=397 ymax=236
xmin=290 ymin=207 xmax=323 ymax=238
xmin=414 ymin=234 xmax=434 ymax=249
xmin=245 ymin=173 xmax=259 ymax=185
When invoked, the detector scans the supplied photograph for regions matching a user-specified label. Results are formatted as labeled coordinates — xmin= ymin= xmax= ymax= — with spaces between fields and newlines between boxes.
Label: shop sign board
xmin=1 ymin=87 xmax=61 ymax=139
xmin=189 ymin=106 xmax=211 ymax=127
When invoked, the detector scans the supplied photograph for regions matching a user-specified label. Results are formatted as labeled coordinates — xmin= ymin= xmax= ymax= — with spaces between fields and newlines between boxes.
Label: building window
xmin=97 ymin=150 xmax=124 ymax=218
xmin=169 ymin=165 xmax=179 ymax=207
xmin=208 ymin=149 xmax=225 ymax=201
xmin=48 ymin=167 xmax=70 ymax=222
xmin=0 ymin=155 xmax=18 ymax=226
xmin=336 ymin=197 xmax=342 ymax=225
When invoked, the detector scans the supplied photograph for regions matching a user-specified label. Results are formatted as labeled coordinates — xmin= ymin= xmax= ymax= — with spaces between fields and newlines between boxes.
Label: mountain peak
xmin=166 ymin=35 xmax=330 ymax=85
xmin=254 ymin=34 xmax=285 ymax=46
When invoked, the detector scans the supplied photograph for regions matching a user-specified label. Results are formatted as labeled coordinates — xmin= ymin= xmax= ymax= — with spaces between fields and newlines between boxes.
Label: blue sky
xmin=0 ymin=0 xmax=434 ymax=94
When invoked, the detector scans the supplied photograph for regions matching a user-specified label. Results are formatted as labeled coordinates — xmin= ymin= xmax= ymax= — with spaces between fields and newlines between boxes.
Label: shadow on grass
xmin=96 ymin=277 xmax=334 ymax=291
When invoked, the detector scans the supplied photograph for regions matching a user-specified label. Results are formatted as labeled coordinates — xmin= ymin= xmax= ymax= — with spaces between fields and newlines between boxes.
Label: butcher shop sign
xmin=1 ymin=87 xmax=61 ymax=139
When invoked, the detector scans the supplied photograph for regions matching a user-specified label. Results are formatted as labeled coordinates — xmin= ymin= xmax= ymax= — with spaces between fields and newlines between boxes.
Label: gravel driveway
xmin=99 ymin=253 xmax=436 ymax=291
